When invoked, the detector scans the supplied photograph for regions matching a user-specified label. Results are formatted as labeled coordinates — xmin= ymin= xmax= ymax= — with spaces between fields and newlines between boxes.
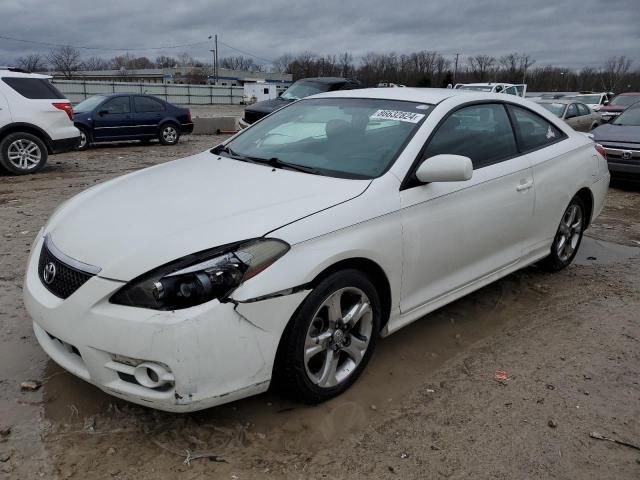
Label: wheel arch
xmin=0 ymin=123 xmax=54 ymax=153
xmin=575 ymin=187 xmax=594 ymax=227
xmin=306 ymin=257 xmax=392 ymax=332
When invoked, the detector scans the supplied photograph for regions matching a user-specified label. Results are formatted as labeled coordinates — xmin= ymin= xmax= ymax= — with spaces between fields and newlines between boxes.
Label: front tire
xmin=0 ymin=132 xmax=48 ymax=175
xmin=158 ymin=123 xmax=180 ymax=145
xmin=539 ymin=196 xmax=586 ymax=272
xmin=76 ymin=127 xmax=90 ymax=150
xmin=275 ymin=269 xmax=381 ymax=404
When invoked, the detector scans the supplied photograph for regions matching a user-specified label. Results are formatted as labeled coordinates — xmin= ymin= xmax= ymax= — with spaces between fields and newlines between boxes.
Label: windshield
xmin=572 ymin=95 xmax=600 ymax=104
xmin=610 ymin=94 xmax=640 ymax=106
xmin=612 ymin=106 xmax=640 ymax=126
xmin=281 ymin=81 xmax=331 ymax=100
xmin=218 ymin=98 xmax=432 ymax=179
xmin=540 ymin=103 xmax=566 ymax=118
xmin=458 ymin=85 xmax=494 ymax=92
xmin=74 ymin=95 xmax=107 ymax=113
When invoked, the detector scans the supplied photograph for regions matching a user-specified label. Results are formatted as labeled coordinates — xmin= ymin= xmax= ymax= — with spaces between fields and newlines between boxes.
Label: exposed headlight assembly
xmin=110 ymin=238 xmax=289 ymax=310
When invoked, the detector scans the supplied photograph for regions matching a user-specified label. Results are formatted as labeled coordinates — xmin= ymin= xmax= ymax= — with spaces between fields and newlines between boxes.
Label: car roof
xmin=309 ymin=87 xmax=528 ymax=105
xmin=297 ymin=77 xmax=350 ymax=84
xmin=0 ymin=68 xmax=51 ymax=79
xmin=617 ymin=92 xmax=640 ymax=96
xmin=536 ymin=99 xmax=577 ymax=105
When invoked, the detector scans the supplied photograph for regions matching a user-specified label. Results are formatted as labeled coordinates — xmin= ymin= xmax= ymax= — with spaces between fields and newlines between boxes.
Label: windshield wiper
xmin=245 ymin=156 xmax=320 ymax=175
xmin=212 ymin=145 xmax=319 ymax=174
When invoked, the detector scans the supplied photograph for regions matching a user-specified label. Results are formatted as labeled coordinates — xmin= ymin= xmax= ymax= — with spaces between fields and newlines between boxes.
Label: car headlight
xmin=110 ymin=238 xmax=289 ymax=310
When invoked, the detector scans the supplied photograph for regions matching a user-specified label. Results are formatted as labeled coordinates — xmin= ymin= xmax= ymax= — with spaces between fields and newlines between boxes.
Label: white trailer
xmin=242 ymin=82 xmax=278 ymax=104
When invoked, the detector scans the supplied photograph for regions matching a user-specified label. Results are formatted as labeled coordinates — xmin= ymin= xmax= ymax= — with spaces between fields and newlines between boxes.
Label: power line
xmin=217 ymin=40 xmax=274 ymax=64
xmin=0 ymin=34 xmax=210 ymax=52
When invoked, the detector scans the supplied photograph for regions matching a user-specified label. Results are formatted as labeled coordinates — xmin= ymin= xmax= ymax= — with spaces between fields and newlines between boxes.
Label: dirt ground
xmin=0 ymin=136 xmax=639 ymax=479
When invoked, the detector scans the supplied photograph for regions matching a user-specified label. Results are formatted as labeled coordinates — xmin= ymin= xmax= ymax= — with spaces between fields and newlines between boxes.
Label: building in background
xmin=49 ymin=67 xmax=292 ymax=90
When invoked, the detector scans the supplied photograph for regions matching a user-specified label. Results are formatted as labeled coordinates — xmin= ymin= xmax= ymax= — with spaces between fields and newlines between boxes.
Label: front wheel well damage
xmin=270 ymin=257 xmax=392 ymax=390
xmin=309 ymin=257 xmax=392 ymax=332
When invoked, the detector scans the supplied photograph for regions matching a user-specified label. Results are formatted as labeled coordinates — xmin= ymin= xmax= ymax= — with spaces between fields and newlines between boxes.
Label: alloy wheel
xmin=304 ymin=287 xmax=373 ymax=388
xmin=556 ymin=203 xmax=583 ymax=262
xmin=7 ymin=139 xmax=41 ymax=171
xmin=162 ymin=126 xmax=177 ymax=143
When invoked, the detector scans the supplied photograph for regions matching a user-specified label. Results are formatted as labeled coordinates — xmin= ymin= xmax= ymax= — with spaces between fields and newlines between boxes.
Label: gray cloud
xmin=0 ymin=0 xmax=638 ymax=69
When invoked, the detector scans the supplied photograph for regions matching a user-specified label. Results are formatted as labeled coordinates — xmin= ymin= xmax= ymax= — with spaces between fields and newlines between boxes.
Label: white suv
xmin=0 ymin=68 xmax=80 ymax=175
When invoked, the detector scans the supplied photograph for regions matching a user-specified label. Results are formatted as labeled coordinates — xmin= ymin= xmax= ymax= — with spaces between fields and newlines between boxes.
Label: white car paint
xmin=0 ymin=70 xmax=79 ymax=145
xmin=24 ymin=88 xmax=609 ymax=412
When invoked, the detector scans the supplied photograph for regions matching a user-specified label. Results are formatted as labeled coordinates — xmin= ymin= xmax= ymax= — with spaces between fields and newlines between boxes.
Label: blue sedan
xmin=72 ymin=94 xmax=194 ymax=150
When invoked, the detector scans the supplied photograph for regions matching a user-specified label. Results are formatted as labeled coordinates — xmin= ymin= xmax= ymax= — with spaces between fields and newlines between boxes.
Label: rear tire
xmin=0 ymin=132 xmax=48 ymax=175
xmin=158 ymin=123 xmax=180 ymax=145
xmin=539 ymin=196 xmax=586 ymax=272
xmin=274 ymin=269 xmax=381 ymax=404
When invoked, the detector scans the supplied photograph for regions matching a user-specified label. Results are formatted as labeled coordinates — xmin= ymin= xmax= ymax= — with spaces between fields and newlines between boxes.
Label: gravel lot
xmin=0 ymin=137 xmax=639 ymax=479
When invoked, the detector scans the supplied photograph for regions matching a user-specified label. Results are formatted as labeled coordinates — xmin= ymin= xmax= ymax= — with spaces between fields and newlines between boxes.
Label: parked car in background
xmin=592 ymin=101 xmax=640 ymax=181
xmin=24 ymin=88 xmax=608 ymax=412
xmin=239 ymin=77 xmax=361 ymax=128
xmin=599 ymin=92 xmax=640 ymax=122
xmin=569 ymin=92 xmax=611 ymax=111
xmin=536 ymin=99 xmax=602 ymax=131
xmin=454 ymin=82 xmax=527 ymax=97
xmin=73 ymin=94 xmax=193 ymax=150
xmin=0 ymin=67 xmax=79 ymax=175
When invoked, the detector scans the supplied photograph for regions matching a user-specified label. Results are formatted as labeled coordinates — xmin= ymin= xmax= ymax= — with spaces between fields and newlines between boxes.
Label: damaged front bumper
xmin=23 ymin=236 xmax=310 ymax=412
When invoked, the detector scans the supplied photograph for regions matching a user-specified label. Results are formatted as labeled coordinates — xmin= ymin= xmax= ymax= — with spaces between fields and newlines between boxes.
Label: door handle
xmin=516 ymin=180 xmax=533 ymax=192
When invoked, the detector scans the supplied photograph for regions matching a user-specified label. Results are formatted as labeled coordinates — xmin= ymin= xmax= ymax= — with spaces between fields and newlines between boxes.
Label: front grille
xmin=38 ymin=241 xmax=95 ymax=299
xmin=602 ymin=144 xmax=640 ymax=163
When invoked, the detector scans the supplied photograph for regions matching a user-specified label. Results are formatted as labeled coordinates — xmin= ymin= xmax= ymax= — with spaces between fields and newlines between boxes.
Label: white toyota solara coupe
xmin=24 ymin=88 xmax=609 ymax=412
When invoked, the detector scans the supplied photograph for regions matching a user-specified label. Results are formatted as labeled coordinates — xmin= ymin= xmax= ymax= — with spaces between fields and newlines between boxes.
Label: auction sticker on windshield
xmin=371 ymin=109 xmax=425 ymax=123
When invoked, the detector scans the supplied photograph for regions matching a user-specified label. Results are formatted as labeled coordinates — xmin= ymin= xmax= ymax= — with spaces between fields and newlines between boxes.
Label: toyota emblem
xmin=43 ymin=262 xmax=57 ymax=285
xmin=621 ymin=150 xmax=632 ymax=160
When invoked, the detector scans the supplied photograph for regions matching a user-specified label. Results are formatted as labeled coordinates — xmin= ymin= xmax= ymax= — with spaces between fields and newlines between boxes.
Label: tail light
xmin=52 ymin=102 xmax=73 ymax=121
xmin=594 ymin=144 xmax=607 ymax=161
xmin=187 ymin=110 xmax=192 ymax=123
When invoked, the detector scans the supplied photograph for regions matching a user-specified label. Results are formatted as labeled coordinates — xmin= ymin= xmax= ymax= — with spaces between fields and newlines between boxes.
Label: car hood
xmin=45 ymin=151 xmax=370 ymax=281
xmin=592 ymin=123 xmax=640 ymax=144
xmin=245 ymin=97 xmax=293 ymax=115
xmin=599 ymin=105 xmax=626 ymax=113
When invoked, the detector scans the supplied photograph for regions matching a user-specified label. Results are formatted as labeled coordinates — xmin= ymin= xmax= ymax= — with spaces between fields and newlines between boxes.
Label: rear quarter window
xmin=1 ymin=77 xmax=66 ymax=99
xmin=507 ymin=105 xmax=566 ymax=152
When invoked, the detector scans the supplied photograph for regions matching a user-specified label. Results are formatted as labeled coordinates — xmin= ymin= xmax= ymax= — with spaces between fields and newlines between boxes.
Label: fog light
xmin=134 ymin=362 xmax=172 ymax=389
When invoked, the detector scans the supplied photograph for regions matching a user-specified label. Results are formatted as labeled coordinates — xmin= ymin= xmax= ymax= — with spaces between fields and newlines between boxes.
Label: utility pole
xmin=214 ymin=48 xmax=216 ymax=85
xmin=215 ymin=34 xmax=219 ymax=85
xmin=453 ymin=53 xmax=460 ymax=84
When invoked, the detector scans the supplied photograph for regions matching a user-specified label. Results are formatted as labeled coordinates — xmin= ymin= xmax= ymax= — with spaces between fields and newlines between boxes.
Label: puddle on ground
xmin=575 ymin=236 xmax=640 ymax=266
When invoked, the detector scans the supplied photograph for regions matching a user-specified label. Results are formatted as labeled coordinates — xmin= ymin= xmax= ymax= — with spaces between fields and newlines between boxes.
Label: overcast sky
xmin=0 ymin=0 xmax=638 ymax=70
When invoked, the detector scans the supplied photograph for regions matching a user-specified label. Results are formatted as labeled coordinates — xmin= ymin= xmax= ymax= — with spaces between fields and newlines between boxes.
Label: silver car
xmin=536 ymin=99 xmax=602 ymax=132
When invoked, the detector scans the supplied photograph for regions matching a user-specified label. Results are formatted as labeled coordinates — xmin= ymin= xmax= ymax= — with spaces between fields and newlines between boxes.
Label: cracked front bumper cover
xmin=24 ymin=236 xmax=310 ymax=412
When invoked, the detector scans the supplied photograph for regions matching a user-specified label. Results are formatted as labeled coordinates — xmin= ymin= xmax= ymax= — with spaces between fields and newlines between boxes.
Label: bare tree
xmin=81 ymin=56 xmax=110 ymax=71
xmin=47 ymin=46 xmax=81 ymax=78
xmin=220 ymin=55 xmax=258 ymax=71
xmin=339 ymin=52 xmax=354 ymax=78
xmin=15 ymin=53 xmax=47 ymax=72
xmin=176 ymin=52 xmax=196 ymax=67
xmin=272 ymin=54 xmax=294 ymax=73
xmin=185 ymin=66 xmax=212 ymax=84
xmin=468 ymin=55 xmax=496 ymax=81
xmin=156 ymin=55 xmax=178 ymax=68
xmin=601 ymin=56 xmax=633 ymax=91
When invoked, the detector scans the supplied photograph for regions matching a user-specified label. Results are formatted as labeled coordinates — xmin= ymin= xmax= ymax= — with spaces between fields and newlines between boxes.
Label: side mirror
xmin=603 ymin=100 xmax=609 ymax=106
xmin=415 ymin=154 xmax=473 ymax=183
xmin=98 ymin=110 xmax=108 ymax=116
